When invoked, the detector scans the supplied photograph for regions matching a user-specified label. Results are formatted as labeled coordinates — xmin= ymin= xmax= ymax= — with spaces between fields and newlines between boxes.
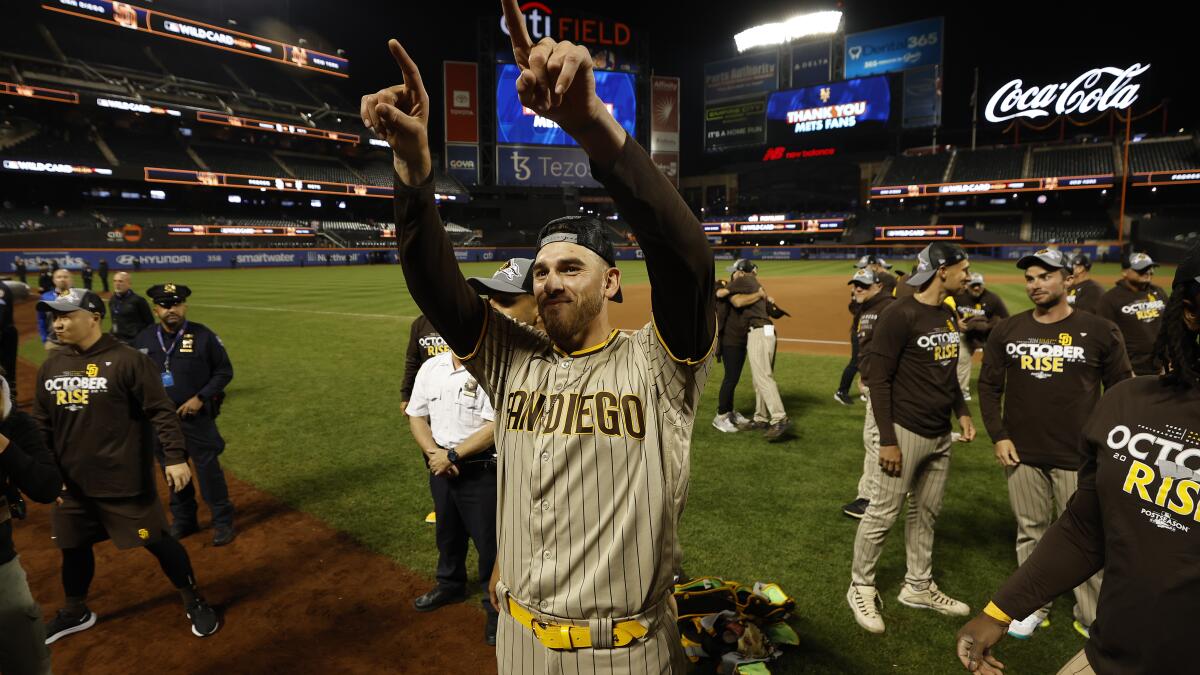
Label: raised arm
xmin=362 ymin=39 xmax=485 ymax=356
xmin=500 ymin=0 xmax=714 ymax=361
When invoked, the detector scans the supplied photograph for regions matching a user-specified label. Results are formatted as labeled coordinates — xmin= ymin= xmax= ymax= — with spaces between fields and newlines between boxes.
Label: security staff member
xmin=134 ymin=284 xmax=236 ymax=547
xmin=406 ymin=345 xmax=499 ymax=644
xmin=109 ymin=272 xmax=154 ymax=345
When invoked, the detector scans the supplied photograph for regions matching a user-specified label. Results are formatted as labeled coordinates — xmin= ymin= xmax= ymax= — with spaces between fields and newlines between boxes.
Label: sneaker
xmin=859 ymin=394 xmax=868 ymax=402
xmin=842 ymin=498 xmax=869 ymax=520
xmin=896 ymin=581 xmax=969 ymax=616
xmin=846 ymin=585 xmax=884 ymax=634
xmin=1073 ymin=620 xmax=1090 ymax=639
xmin=711 ymin=414 xmax=739 ymax=433
xmin=485 ymin=611 xmax=498 ymax=646
xmin=833 ymin=391 xmax=854 ymax=406
xmin=738 ymin=419 xmax=769 ymax=432
xmin=732 ymin=412 xmax=751 ymax=427
xmin=44 ymin=608 xmax=97 ymax=645
xmin=962 ymin=394 xmax=973 ymax=402
xmin=186 ymin=597 xmax=221 ymax=637
xmin=1007 ymin=608 xmax=1050 ymax=640
xmin=764 ymin=419 xmax=793 ymax=442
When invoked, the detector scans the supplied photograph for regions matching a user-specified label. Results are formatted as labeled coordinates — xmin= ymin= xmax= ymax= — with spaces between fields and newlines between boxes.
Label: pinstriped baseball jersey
xmin=460 ymin=304 xmax=712 ymax=621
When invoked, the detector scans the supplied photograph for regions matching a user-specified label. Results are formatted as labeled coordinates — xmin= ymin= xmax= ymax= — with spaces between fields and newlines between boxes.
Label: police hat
xmin=36 ymin=288 xmax=105 ymax=318
xmin=146 ymin=283 xmax=192 ymax=307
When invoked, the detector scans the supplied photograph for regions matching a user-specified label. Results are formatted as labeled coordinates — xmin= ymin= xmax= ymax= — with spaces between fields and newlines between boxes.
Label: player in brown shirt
xmin=977 ymin=249 xmax=1132 ymax=640
xmin=841 ymin=269 xmax=893 ymax=519
xmin=849 ymin=242 xmax=976 ymax=634
xmin=957 ymin=248 xmax=1200 ymax=675
xmin=952 ymin=273 xmax=1009 ymax=401
xmin=1067 ymin=253 xmax=1104 ymax=314
xmin=1098 ymin=252 xmax=1167 ymax=375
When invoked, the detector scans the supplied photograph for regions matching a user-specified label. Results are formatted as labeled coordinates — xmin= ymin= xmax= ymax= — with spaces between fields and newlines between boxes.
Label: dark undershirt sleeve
xmin=591 ymin=134 xmax=715 ymax=362
xmin=393 ymin=175 xmax=487 ymax=357
xmin=864 ymin=307 xmax=907 ymax=446
xmin=400 ymin=319 xmax=422 ymax=401
xmin=1101 ymin=323 xmax=1134 ymax=389
xmin=977 ymin=324 xmax=1008 ymax=442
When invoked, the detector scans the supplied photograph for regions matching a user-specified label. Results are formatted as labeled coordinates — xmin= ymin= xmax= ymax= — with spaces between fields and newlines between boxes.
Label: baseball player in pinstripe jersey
xmin=976 ymin=249 xmax=1131 ymax=640
xmin=848 ymin=242 xmax=977 ymax=634
xmin=361 ymin=4 xmax=715 ymax=670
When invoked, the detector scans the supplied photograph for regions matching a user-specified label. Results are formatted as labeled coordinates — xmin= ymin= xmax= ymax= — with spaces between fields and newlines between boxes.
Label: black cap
xmin=1017 ymin=248 xmax=1069 ymax=271
xmin=726 ymin=259 xmax=758 ymax=274
xmin=146 ymin=283 xmax=192 ymax=307
xmin=36 ymin=288 xmax=105 ymax=318
xmin=1172 ymin=247 xmax=1200 ymax=290
xmin=905 ymin=243 xmax=968 ymax=287
xmin=1070 ymin=253 xmax=1093 ymax=270
xmin=1122 ymin=252 xmax=1157 ymax=272
xmin=468 ymin=258 xmax=533 ymax=296
xmin=532 ymin=216 xmax=622 ymax=302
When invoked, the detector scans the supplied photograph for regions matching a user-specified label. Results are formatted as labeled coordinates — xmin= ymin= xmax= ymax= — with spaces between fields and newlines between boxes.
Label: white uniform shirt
xmin=406 ymin=351 xmax=495 ymax=451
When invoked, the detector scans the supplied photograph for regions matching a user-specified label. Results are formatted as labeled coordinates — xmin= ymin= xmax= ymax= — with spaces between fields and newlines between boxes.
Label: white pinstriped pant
xmin=1057 ymin=649 xmax=1095 ymax=674
xmin=855 ymin=390 xmax=880 ymax=501
xmin=1006 ymin=463 xmax=1102 ymax=625
xmin=851 ymin=424 xmax=952 ymax=588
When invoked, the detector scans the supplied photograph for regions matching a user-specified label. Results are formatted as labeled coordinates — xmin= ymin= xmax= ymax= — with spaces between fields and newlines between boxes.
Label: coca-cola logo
xmin=984 ymin=63 xmax=1150 ymax=123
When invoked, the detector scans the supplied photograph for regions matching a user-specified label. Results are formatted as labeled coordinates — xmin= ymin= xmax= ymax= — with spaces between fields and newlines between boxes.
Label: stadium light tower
xmin=734 ymin=10 xmax=843 ymax=52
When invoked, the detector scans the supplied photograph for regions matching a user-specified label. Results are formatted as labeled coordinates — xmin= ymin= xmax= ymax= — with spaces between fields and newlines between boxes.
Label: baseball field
xmin=9 ymin=258 xmax=1141 ymax=674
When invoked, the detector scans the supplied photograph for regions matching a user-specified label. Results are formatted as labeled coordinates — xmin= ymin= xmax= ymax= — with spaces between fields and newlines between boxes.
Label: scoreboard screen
xmin=496 ymin=64 xmax=636 ymax=146
xmin=168 ymin=224 xmax=315 ymax=237
xmin=766 ymin=76 xmax=893 ymax=151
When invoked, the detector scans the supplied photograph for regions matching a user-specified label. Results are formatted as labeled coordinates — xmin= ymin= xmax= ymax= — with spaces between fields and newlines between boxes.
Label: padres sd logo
xmin=1058 ymin=333 xmax=1073 ymax=347
xmin=137 ymin=528 xmax=150 ymax=540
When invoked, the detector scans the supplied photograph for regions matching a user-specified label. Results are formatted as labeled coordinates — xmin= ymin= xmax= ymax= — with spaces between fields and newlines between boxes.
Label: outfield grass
xmin=19 ymin=261 xmax=1131 ymax=673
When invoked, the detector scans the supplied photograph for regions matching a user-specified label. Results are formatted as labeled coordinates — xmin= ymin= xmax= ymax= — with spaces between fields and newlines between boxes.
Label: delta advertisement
xmin=844 ymin=17 xmax=943 ymax=78
xmin=765 ymin=76 xmax=893 ymax=150
xmin=496 ymin=64 xmax=636 ymax=146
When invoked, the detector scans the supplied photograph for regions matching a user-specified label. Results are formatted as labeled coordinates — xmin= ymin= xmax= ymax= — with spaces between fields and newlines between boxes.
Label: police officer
xmin=109 ymin=272 xmax=154 ymax=345
xmin=81 ymin=264 xmax=94 ymax=291
xmin=134 ymin=284 xmax=236 ymax=547
xmin=97 ymin=259 xmax=109 ymax=293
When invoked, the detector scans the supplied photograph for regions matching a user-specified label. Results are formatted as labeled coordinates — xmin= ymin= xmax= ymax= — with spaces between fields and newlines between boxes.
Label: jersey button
xmin=539 ymin=600 xmax=549 ymax=609
xmin=541 ymin=500 xmax=550 ymax=511
xmin=543 ymin=550 xmax=553 ymax=560
xmin=541 ymin=452 xmax=550 ymax=463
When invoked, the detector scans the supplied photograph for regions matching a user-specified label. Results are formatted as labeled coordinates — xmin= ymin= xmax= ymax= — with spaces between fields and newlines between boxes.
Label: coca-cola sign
xmin=984 ymin=63 xmax=1150 ymax=123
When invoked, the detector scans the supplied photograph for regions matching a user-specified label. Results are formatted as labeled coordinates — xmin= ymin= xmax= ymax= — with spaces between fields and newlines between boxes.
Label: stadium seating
xmin=194 ymin=144 xmax=287 ymax=177
xmin=1128 ymin=137 xmax=1200 ymax=173
xmin=877 ymin=153 xmax=951 ymax=185
xmin=1030 ymin=144 xmax=1115 ymax=177
xmin=948 ymin=147 xmax=1027 ymax=182
xmin=279 ymin=155 xmax=363 ymax=184
xmin=102 ymin=127 xmax=197 ymax=170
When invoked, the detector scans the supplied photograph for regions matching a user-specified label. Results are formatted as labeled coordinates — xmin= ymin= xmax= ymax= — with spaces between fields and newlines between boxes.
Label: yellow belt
xmin=507 ymin=597 xmax=648 ymax=650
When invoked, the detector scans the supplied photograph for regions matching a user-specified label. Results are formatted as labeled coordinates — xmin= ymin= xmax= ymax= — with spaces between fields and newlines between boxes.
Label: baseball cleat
xmin=187 ymin=598 xmax=221 ymax=637
xmin=44 ymin=608 xmax=97 ymax=645
xmin=896 ymin=582 xmax=969 ymax=616
xmin=842 ymin=498 xmax=869 ymax=519
xmin=1007 ymin=608 xmax=1050 ymax=639
xmin=711 ymin=414 xmax=739 ymax=433
xmin=846 ymin=585 xmax=885 ymax=634
xmin=731 ymin=411 xmax=751 ymax=427
xmin=1073 ymin=620 xmax=1090 ymax=639
xmin=833 ymin=391 xmax=854 ymax=406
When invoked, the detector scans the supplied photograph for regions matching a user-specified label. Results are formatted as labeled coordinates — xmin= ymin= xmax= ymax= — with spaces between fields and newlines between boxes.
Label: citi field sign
xmin=984 ymin=64 xmax=1150 ymax=123
xmin=500 ymin=2 xmax=632 ymax=47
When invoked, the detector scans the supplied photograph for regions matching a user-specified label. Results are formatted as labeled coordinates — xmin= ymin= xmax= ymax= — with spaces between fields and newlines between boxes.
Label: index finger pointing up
xmin=501 ymin=0 xmax=534 ymax=63
xmin=388 ymin=39 xmax=423 ymax=91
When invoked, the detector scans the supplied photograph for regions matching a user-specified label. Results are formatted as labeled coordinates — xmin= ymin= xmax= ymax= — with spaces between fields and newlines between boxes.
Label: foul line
xmin=193 ymin=303 xmax=852 ymax=346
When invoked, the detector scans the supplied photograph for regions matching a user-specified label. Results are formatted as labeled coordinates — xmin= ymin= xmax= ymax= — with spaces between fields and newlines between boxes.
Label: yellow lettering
xmin=1168 ymin=479 xmax=1199 ymax=519
xmin=1020 ymin=355 xmax=1033 ymax=370
xmin=1155 ymin=476 xmax=1175 ymax=507
xmin=56 ymin=390 xmax=67 ymax=405
xmin=1122 ymin=460 xmax=1155 ymax=501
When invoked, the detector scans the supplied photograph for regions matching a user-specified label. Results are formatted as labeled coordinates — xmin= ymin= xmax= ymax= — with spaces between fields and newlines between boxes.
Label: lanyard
xmin=157 ymin=321 xmax=188 ymax=372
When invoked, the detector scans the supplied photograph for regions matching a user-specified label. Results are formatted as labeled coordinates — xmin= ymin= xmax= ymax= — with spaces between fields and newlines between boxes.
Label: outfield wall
xmin=0 ymin=243 xmax=1121 ymax=271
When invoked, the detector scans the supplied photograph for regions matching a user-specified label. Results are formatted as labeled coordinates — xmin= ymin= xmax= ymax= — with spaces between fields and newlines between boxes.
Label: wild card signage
xmin=984 ymin=64 xmax=1150 ymax=123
